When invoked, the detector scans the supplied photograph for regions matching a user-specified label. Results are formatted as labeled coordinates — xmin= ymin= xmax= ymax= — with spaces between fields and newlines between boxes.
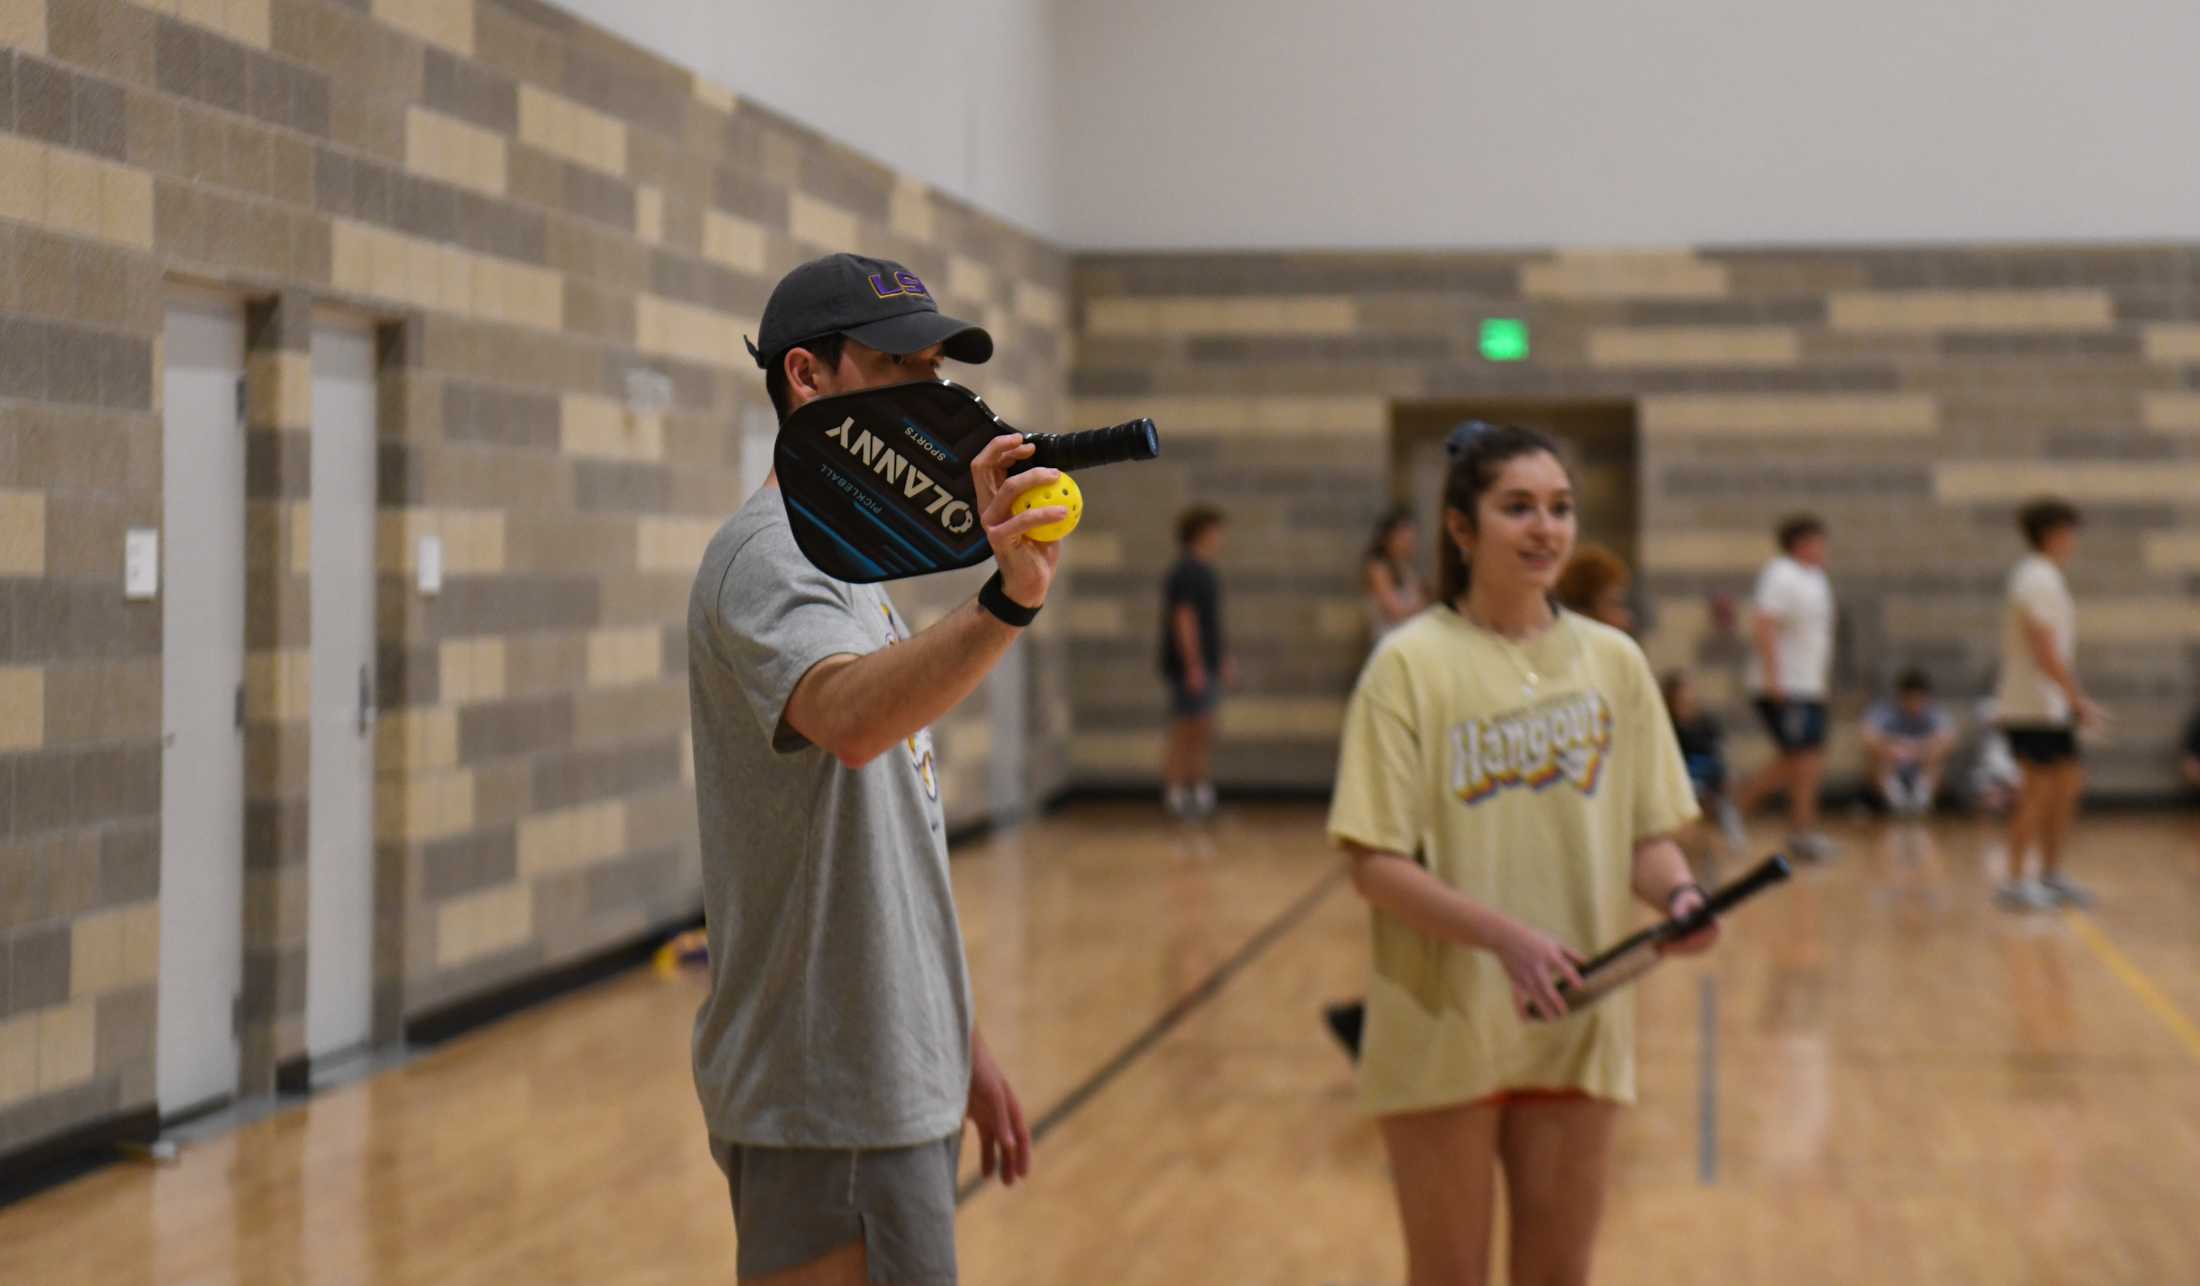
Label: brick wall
xmin=7 ymin=0 xmax=2196 ymax=1169
xmin=1068 ymin=248 xmax=2200 ymax=797
xmin=1 ymin=0 xmax=1069 ymax=1157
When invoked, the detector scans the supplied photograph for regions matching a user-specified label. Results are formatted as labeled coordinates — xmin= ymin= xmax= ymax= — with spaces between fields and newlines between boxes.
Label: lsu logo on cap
xmin=869 ymin=271 xmax=930 ymax=300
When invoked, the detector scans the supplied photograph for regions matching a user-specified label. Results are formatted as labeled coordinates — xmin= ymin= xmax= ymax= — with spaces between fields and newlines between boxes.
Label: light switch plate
xmin=125 ymin=529 xmax=159 ymax=600
xmin=418 ymin=535 xmax=443 ymax=595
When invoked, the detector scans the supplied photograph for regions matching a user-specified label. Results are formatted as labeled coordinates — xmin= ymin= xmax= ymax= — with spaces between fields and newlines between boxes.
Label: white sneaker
xmin=1995 ymin=879 xmax=2055 ymax=912
xmin=1191 ymin=782 xmax=1217 ymax=819
xmin=1883 ymin=776 xmax=1932 ymax=818
xmin=1715 ymin=800 xmax=1748 ymax=853
xmin=2039 ymin=874 xmax=2095 ymax=908
xmin=1164 ymin=786 xmax=1189 ymax=819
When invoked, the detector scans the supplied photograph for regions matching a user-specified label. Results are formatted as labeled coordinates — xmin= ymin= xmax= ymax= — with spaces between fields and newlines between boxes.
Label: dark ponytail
xmin=1438 ymin=419 xmax=1573 ymax=604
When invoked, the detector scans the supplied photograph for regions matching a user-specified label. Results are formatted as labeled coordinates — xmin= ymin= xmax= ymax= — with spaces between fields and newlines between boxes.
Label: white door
xmin=158 ymin=294 xmax=247 ymax=1116
xmin=306 ymin=323 xmax=378 ymax=1063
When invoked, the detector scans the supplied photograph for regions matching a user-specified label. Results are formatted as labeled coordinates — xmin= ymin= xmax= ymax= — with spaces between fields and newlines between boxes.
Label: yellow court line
xmin=2065 ymin=910 xmax=2200 ymax=1064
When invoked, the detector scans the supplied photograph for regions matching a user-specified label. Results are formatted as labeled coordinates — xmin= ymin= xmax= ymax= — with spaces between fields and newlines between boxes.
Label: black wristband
xmin=977 ymin=572 xmax=1041 ymax=628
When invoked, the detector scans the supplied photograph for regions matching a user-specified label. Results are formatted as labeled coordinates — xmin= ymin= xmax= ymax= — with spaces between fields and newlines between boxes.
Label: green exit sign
xmin=1480 ymin=318 xmax=1530 ymax=362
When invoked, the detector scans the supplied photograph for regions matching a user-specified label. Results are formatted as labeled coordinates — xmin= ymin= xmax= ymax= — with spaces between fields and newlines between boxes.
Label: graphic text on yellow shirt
xmin=1449 ymin=690 xmax=1614 ymax=804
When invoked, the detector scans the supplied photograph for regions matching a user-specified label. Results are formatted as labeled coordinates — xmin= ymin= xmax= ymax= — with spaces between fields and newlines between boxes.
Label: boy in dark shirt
xmin=1160 ymin=507 xmax=1228 ymax=819
xmin=1664 ymin=671 xmax=1746 ymax=853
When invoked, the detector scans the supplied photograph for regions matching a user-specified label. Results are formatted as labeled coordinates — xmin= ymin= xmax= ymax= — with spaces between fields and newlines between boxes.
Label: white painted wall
xmin=1052 ymin=0 xmax=2200 ymax=250
xmin=549 ymin=0 xmax=1059 ymax=235
xmin=553 ymin=1 xmax=2200 ymax=251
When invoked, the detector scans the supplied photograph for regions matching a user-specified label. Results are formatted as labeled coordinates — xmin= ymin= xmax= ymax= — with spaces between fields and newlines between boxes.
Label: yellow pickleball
xmin=1011 ymin=471 xmax=1083 ymax=542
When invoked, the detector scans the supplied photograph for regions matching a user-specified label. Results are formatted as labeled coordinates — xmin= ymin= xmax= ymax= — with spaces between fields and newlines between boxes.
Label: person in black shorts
xmin=1991 ymin=498 xmax=2103 ymax=910
xmin=1160 ymin=506 xmax=1229 ymax=819
xmin=1734 ymin=516 xmax=1839 ymax=861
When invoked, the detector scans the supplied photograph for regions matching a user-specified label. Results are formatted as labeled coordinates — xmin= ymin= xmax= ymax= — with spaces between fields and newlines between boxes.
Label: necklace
xmin=1461 ymin=604 xmax=1581 ymax=701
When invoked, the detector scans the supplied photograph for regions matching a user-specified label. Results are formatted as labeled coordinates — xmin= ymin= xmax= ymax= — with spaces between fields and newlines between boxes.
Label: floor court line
xmin=2064 ymin=909 xmax=2200 ymax=1064
xmin=955 ymin=864 xmax=1345 ymax=1205
xmin=1697 ymin=974 xmax=1718 ymax=1185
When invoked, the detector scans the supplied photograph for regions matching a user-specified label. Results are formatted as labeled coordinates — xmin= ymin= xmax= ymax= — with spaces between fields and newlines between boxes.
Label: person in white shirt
xmin=1993 ymin=498 xmax=2103 ymax=911
xmin=1735 ymin=516 xmax=1839 ymax=861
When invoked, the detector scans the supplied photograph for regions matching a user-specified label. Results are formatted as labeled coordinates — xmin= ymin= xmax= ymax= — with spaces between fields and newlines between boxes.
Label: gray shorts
xmin=710 ymin=1132 xmax=963 ymax=1284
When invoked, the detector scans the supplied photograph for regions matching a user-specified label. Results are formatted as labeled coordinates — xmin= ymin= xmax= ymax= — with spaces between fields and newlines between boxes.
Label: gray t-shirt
xmin=687 ymin=485 xmax=971 ymax=1149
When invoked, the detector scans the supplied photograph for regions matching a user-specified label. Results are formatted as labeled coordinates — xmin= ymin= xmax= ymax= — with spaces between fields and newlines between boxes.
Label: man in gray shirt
xmin=689 ymin=253 xmax=1065 ymax=1285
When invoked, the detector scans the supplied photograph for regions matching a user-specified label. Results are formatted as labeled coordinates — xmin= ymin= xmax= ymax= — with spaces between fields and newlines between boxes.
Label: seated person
xmin=1863 ymin=669 xmax=1957 ymax=817
xmin=1663 ymin=670 xmax=1745 ymax=852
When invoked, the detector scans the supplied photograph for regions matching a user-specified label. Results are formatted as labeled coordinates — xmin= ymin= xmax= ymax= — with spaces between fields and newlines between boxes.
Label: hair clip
xmin=1444 ymin=419 xmax=1501 ymax=459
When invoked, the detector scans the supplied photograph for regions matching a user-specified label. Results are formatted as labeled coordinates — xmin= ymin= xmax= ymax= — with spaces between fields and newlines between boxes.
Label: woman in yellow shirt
xmin=1328 ymin=421 xmax=1718 ymax=1286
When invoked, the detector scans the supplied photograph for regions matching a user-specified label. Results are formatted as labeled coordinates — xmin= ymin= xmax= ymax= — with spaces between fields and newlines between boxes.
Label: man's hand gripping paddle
xmin=776 ymin=379 xmax=1159 ymax=582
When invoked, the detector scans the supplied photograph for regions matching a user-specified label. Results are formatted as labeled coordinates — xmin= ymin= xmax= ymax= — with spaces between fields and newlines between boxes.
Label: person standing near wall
xmin=1734 ymin=515 xmax=1840 ymax=862
xmin=1363 ymin=506 xmax=1429 ymax=642
xmin=687 ymin=254 xmax=1048 ymax=1286
xmin=1323 ymin=508 xmax=1431 ymax=1055
xmin=1160 ymin=507 xmax=1230 ymax=820
xmin=1329 ymin=422 xmax=1716 ymax=1286
xmin=1993 ymin=498 xmax=2103 ymax=911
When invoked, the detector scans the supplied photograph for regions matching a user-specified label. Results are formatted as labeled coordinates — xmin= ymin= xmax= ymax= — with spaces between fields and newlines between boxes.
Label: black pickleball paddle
xmin=1530 ymin=854 xmax=1794 ymax=1020
xmin=775 ymin=379 xmax=1159 ymax=583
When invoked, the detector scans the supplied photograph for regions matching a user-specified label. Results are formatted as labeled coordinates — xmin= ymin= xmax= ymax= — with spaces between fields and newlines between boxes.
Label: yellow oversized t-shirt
xmin=1327 ymin=607 xmax=1699 ymax=1114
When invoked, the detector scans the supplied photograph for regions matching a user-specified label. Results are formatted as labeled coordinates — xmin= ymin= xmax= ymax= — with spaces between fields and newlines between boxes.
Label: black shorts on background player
xmin=1753 ymin=698 xmax=1828 ymax=753
xmin=1674 ymin=713 xmax=1726 ymax=795
xmin=2003 ymin=724 xmax=2079 ymax=766
xmin=1168 ymin=676 xmax=1220 ymax=718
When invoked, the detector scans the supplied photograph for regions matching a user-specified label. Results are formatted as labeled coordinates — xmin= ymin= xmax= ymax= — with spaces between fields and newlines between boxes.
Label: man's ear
xmin=783 ymin=346 xmax=830 ymax=405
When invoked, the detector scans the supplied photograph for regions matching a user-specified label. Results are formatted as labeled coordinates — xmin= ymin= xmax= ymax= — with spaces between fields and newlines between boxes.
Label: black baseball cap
xmin=745 ymin=253 xmax=993 ymax=369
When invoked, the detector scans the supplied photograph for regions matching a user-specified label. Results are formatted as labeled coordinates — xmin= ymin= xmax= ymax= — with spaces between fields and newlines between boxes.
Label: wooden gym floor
xmin=2 ymin=802 xmax=2197 ymax=1284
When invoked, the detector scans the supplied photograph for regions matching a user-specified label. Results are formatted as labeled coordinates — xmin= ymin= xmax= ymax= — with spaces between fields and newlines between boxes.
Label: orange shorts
xmin=1469 ymin=1087 xmax=1592 ymax=1110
